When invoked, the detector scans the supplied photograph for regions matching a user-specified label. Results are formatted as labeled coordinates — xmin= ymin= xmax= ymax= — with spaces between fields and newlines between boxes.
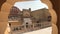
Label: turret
xmin=22 ymin=8 xmax=31 ymax=18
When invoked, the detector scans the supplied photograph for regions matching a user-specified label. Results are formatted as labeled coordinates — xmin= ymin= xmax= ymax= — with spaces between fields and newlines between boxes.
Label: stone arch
xmin=0 ymin=0 xmax=6 ymax=11
xmin=0 ymin=0 xmax=58 ymax=34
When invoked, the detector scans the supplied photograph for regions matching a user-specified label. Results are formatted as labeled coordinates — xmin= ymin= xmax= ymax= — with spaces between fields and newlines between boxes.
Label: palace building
xmin=8 ymin=6 xmax=51 ymax=34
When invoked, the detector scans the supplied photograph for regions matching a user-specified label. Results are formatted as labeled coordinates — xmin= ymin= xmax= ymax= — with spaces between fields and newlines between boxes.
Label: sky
xmin=34 ymin=0 xmax=40 ymax=1
xmin=14 ymin=0 xmax=48 ymax=11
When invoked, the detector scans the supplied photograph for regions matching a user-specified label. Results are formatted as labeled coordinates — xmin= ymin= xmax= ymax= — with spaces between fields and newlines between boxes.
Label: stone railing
xmin=10 ymin=22 xmax=51 ymax=34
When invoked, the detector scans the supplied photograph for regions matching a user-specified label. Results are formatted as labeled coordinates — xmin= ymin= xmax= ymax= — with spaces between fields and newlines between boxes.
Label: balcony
xmin=8 ymin=20 xmax=19 ymax=22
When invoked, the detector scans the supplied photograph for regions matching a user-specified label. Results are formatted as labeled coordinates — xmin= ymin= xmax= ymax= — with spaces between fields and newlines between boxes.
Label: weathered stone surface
xmin=0 ymin=0 xmax=58 ymax=34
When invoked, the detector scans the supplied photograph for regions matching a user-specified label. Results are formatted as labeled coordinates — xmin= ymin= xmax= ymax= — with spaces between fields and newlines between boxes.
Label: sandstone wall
xmin=0 ymin=0 xmax=58 ymax=34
